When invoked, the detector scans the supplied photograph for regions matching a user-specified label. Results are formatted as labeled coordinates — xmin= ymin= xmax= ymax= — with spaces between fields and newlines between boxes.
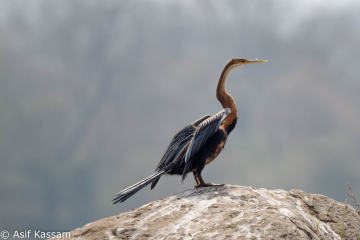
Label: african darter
xmin=112 ymin=58 xmax=267 ymax=204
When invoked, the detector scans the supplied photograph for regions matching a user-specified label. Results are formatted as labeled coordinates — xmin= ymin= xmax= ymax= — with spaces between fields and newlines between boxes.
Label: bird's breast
xmin=205 ymin=140 xmax=226 ymax=165
xmin=204 ymin=130 xmax=228 ymax=165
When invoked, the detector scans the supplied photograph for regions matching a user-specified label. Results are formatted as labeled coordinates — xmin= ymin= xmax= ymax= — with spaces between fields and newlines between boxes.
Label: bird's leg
xmin=193 ymin=172 xmax=201 ymax=186
xmin=193 ymin=171 xmax=224 ymax=188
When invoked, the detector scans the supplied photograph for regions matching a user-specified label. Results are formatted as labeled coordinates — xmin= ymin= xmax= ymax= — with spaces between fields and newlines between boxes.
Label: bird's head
xmin=227 ymin=58 xmax=268 ymax=69
xmin=218 ymin=57 xmax=268 ymax=96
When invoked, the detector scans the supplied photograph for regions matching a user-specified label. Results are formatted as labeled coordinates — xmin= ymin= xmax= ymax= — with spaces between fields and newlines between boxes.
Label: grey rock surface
xmin=52 ymin=185 xmax=360 ymax=240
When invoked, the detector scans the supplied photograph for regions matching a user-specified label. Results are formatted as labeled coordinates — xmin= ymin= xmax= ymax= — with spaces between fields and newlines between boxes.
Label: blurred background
xmin=1 ymin=0 xmax=360 ymax=236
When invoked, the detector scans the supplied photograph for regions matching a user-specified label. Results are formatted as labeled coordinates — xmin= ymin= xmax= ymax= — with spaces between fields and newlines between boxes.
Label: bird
xmin=112 ymin=58 xmax=267 ymax=204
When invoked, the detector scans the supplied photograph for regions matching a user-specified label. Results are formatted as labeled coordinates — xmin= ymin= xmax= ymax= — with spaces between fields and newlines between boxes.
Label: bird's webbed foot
xmin=193 ymin=171 xmax=225 ymax=188
xmin=194 ymin=183 xmax=225 ymax=188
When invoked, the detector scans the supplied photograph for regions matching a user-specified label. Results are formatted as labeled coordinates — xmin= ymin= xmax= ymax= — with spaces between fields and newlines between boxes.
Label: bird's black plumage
xmin=150 ymin=114 xmax=211 ymax=189
xmin=154 ymin=114 xmax=211 ymax=172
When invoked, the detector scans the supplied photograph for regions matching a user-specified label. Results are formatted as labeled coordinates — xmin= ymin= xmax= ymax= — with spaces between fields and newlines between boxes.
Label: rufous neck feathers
xmin=216 ymin=63 xmax=238 ymax=131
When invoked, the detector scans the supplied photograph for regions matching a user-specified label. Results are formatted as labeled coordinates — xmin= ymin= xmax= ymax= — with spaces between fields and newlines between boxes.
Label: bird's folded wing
xmin=155 ymin=114 xmax=212 ymax=171
xmin=182 ymin=108 xmax=231 ymax=180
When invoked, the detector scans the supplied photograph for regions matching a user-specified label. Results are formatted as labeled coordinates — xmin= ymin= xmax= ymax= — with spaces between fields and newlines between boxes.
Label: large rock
xmin=55 ymin=185 xmax=360 ymax=240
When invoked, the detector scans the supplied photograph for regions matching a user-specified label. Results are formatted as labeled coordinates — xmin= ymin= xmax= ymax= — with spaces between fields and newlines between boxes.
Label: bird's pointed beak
xmin=243 ymin=59 xmax=268 ymax=65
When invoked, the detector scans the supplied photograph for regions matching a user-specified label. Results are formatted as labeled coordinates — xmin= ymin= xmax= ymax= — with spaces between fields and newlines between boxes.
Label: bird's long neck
xmin=216 ymin=63 xmax=238 ymax=134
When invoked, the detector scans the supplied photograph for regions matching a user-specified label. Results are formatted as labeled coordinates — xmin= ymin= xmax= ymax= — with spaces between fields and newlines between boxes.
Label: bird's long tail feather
xmin=112 ymin=170 xmax=166 ymax=204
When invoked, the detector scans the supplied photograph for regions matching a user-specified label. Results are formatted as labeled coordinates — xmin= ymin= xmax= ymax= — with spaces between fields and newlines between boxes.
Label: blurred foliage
xmin=0 ymin=0 xmax=360 ymax=234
